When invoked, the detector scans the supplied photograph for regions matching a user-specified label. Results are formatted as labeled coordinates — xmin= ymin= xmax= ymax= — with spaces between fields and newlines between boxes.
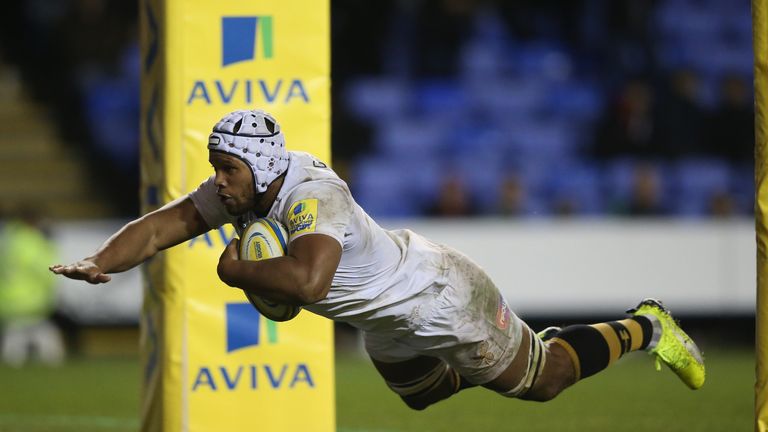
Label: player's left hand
xmin=49 ymin=260 xmax=111 ymax=284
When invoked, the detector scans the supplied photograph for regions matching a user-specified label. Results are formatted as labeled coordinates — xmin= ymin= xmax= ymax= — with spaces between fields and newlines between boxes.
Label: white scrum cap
xmin=208 ymin=109 xmax=290 ymax=194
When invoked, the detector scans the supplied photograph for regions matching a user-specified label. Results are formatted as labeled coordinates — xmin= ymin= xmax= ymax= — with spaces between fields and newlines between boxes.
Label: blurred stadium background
xmin=0 ymin=0 xmax=756 ymax=431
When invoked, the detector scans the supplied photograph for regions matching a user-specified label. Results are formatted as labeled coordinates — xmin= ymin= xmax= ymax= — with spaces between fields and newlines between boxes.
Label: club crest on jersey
xmin=287 ymin=199 xmax=318 ymax=236
xmin=495 ymin=295 xmax=511 ymax=330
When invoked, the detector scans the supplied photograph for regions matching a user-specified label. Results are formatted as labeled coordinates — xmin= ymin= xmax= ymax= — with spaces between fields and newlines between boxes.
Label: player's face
xmin=209 ymin=152 xmax=255 ymax=215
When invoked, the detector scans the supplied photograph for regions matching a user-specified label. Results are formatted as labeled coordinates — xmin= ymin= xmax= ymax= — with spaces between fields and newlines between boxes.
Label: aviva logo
xmin=186 ymin=16 xmax=309 ymax=105
xmin=222 ymin=16 xmax=273 ymax=66
xmin=191 ymin=303 xmax=314 ymax=392
xmin=226 ymin=302 xmax=277 ymax=352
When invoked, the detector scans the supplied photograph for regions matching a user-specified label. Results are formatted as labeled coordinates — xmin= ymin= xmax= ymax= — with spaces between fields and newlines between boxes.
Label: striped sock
xmin=549 ymin=316 xmax=658 ymax=381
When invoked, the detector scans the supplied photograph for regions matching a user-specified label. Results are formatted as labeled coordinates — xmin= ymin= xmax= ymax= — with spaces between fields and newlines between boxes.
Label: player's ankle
xmin=633 ymin=314 xmax=662 ymax=351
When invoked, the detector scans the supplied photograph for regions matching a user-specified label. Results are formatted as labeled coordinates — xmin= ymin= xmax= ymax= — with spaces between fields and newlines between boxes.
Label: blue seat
xmin=672 ymin=158 xmax=732 ymax=216
xmin=505 ymin=120 xmax=580 ymax=162
xmin=512 ymin=42 xmax=573 ymax=81
xmin=344 ymin=78 xmax=410 ymax=121
xmin=730 ymin=165 xmax=754 ymax=215
xmin=547 ymin=81 xmax=604 ymax=121
xmin=82 ymin=77 xmax=140 ymax=170
xmin=466 ymin=78 xmax=547 ymax=117
xmin=414 ymin=80 xmax=468 ymax=116
xmin=373 ymin=116 xmax=449 ymax=158
xmin=546 ymin=162 xmax=604 ymax=215
xmin=351 ymin=158 xmax=417 ymax=217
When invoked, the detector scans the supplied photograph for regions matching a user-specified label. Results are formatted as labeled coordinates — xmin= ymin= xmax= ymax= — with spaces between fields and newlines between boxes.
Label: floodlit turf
xmin=337 ymin=348 xmax=753 ymax=432
xmin=0 ymin=358 xmax=140 ymax=432
xmin=0 ymin=348 xmax=753 ymax=431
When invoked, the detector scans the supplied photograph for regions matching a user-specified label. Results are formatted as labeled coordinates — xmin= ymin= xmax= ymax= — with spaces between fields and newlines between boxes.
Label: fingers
xmin=91 ymin=273 xmax=112 ymax=284
xmin=49 ymin=262 xmax=111 ymax=284
xmin=223 ymin=238 xmax=240 ymax=259
xmin=227 ymin=237 xmax=240 ymax=250
xmin=50 ymin=263 xmax=83 ymax=278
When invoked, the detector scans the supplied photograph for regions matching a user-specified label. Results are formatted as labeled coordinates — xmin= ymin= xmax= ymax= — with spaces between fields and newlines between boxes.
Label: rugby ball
xmin=238 ymin=218 xmax=302 ymax=322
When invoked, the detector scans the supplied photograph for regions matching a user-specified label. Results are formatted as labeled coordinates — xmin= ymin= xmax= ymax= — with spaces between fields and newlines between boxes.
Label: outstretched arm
xmin=50 ymin=197 xmax=211 ymax=284
xmin=217 ymin=233 xmax=342 ymax=305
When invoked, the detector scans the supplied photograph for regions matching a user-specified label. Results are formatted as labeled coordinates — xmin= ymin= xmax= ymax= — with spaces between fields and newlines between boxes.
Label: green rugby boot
xmin=627 ymin=298 xmax=705 ymax=390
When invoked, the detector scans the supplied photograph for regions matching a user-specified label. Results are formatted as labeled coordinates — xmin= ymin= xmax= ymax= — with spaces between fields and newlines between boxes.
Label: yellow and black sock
xmin=549 ymin=316 xmax=656 ymax=381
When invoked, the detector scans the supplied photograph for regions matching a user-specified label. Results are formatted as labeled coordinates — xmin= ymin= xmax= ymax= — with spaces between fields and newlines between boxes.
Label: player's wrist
xmin=84 ymin=256 xmax=102 ymax=269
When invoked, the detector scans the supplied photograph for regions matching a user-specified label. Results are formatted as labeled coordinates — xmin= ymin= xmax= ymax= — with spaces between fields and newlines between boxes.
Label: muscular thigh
xmin=421 ymin=249 xmax=525 ymax=385
xmin=362 ymin=247 xmax=526 ymax=387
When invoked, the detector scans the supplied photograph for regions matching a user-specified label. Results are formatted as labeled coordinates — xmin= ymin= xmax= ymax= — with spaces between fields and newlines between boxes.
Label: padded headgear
xmin=208 ymin=109 xmax=290 ymax=194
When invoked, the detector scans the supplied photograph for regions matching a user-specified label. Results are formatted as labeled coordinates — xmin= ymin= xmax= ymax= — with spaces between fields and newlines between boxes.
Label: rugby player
xmin=51 ymin=109 xmax=705 ymax=409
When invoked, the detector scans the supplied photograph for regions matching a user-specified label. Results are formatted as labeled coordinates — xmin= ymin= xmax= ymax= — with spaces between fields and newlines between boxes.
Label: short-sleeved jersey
xmin=189 ymin=151 xmax=446 ymax=332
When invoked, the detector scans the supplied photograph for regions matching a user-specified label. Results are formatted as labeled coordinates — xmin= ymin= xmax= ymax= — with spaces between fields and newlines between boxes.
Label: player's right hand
xmin=49 ymin=260 xmax=112 ymax=284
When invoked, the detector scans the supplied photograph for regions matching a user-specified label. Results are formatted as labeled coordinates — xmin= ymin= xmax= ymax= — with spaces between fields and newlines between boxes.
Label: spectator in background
xmin=495 ymin=174 xmax=526 ymax=216
xmin=426 ymin=176 xmax=477 ymax=217
xmin=708 ymin=190 xmax=736 ymax=218
xmin=705 ymin=73 xmax=754 ymax=163
xmin=612 ymin=164 xmax=667 ymax=216
xmin=656 ymin=69 xmax=706 ymax=158
xmin=592 ymin=78 xmax=664 ymax=158
xmin=551 ymin=196 xmax=579 ymax=217
xmin=0 ymin=210 xmax=64 ymax=366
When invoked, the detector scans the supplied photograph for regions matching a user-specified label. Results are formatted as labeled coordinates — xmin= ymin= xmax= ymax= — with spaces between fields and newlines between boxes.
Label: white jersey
xmin=190 ymin=151 xmax=525 ymax=384
xmin=188 ymin=151 xmax=446 ymax=332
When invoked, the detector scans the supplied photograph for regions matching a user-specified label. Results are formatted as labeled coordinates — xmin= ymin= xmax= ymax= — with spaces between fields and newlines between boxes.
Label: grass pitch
xmin=0 ymin=348 xmax=753 ymax=431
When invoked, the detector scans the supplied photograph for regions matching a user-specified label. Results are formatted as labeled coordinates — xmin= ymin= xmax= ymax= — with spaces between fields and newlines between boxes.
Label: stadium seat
xmin=344 ymin=78 xmax=411 ymax=121
xmin=546 ymin=162 xmax=604 ymax=215
xmin=373 ymin=116 xmax=448 ymax=158
xmin=466 ymin=77 xmax=547 ymax=117
xmin=352 ymin=157 xmax=418 ymax=217
xmin=82 ymin=78 xmax=140 ymax=170
xmin=414 ymin=80 xmax=468 ymax=116
xmin=513 ymin=42 xmax=573 ymax=82
xmin=547 ymin=81 xmax=604 ymax=121
xmin=505 ymin=120 xmax=580 ymax=163
xmin=672 ymin=158 xmax=732 ymax=216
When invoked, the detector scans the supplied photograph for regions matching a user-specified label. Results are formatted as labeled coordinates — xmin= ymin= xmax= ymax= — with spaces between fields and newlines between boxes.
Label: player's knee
xmin=521 ymin=380 xmax=566 ymax=402
xmin=399 ymin=394 xmax=432 ymax=411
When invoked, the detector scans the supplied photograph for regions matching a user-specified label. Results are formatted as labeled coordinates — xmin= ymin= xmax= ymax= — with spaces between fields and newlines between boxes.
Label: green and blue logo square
xmin=222 ymin=16 xmax=273 ymax=66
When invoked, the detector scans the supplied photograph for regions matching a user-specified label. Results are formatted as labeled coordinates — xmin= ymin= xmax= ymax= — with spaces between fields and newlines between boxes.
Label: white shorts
xmin=363 ymin=246 xmax=525 ymax=385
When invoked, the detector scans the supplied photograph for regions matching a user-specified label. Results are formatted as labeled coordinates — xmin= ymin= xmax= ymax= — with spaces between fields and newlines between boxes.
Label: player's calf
xmin=547 ymin=315 xmax=657 ymax=382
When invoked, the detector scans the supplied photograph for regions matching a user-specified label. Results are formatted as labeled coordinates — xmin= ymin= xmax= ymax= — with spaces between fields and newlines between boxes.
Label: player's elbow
xmin=296 ymin=274 xmax=331 ymax=305
xmin=296 ymin=282 xmax=329 ymax=305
